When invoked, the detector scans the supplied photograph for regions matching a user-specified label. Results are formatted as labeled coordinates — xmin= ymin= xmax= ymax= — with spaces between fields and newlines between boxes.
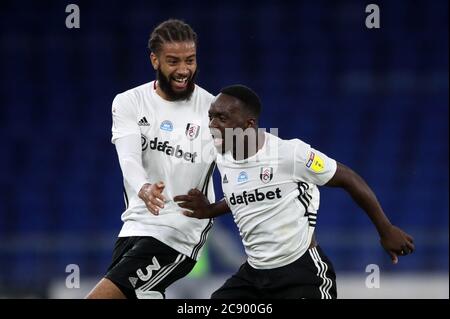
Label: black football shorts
xmin=211 ymin=245 xmax=337 ymax=299
xmin=105 ymin=236 xmax=196 ymax=299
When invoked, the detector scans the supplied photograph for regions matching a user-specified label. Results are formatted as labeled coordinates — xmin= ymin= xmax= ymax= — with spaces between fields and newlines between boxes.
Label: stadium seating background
xmin=0 ymin=0 xmax=448 ymax=297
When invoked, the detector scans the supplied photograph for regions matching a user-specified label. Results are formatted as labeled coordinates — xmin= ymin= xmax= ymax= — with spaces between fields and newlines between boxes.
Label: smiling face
xmin=150 ymin=41 xmax=197 ymax=101
xmin=208 ymin=93 xmax=256 ymax=154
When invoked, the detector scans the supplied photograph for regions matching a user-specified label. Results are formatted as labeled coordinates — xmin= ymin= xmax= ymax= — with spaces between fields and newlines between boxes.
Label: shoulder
xmin=266 ymin=133 xmax=310 ymax=153
xmin=112 ymin=82 xmax=153 ymax=112
xmin=114 ymin=82 xmax=152 ymax=103
xmin=195 ymin=84 xmax=214 ymax=98
xmin=194 ymin=84 xmax=215 ymax=104
xmin=286 ymin=137 xmax=310 ymax=151
xmin=263 ymin=134 xmax=312 ymax=167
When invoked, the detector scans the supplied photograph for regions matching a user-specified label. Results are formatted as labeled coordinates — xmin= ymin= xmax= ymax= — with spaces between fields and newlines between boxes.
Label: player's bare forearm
xmin=325 ymin=162 xmax=391 ymax=235
xmin=325 ymin=162 xmax=415 ymax=263
xmin=174 ymin=190 xmax=230 ymax=219
xmin=206 ymin=199 xmax=230 ymax=218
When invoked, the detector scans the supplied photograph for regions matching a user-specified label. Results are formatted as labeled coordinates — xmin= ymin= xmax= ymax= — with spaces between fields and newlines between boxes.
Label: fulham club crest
xmin=185 ymin=123 xmax=200 ymax=140
xmin=260 ymin=167 xmax=273 ymax=184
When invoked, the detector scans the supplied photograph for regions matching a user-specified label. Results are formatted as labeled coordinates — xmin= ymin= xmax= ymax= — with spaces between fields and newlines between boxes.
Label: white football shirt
xmin=216 ymin=132 xmax=337 ymax=269
xmin=111 ymin=81 xmax=216 ymax=260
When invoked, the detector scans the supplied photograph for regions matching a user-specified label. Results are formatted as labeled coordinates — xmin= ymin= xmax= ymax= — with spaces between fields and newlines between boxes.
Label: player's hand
xmin=379 ymin=224 xmax=415 ymax=264
xmin=138 ymin=182 xmax=166 ymax=215
xmin=174 ymin=189 xmax=211 ymax=219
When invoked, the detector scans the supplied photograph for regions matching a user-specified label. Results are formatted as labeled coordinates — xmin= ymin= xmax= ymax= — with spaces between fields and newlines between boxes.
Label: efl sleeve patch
xmin=306 ymin=151 xmax=325 ymax=173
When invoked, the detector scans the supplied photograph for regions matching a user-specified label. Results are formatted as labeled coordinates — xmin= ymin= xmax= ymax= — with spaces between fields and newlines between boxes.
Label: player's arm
xmin=174 ymin=189 xmax=230 ymax=219
xmin=114 ymin=136 xmax=165 ymax=215
xmin=111 ymin=94 xmax=165 ymax=215
xmin=325 ymin=162 xmax=415 ymax=264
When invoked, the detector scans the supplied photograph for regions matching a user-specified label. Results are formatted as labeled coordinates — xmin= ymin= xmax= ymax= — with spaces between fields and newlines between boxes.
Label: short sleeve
xmin=292 ymin=139 xmax=337 ymax=186
xmin=111 ymin=93 xmax=140 ymax=144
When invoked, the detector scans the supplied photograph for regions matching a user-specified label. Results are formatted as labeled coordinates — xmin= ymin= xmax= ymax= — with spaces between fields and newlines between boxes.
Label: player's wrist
xmin=376 ymin=220 xmax=394 ymax=237
xmin=138 ymin=183 xmax=152 ymax=198
xmin=209 ymin=200 xmax=229 ymax=217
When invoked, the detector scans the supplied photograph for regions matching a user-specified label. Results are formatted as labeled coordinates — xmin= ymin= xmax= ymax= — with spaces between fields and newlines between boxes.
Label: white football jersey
xmin=216 ymin=132 xmax=337 ymax=269
xmin=111 ymin=81 xmax=216 ymax=260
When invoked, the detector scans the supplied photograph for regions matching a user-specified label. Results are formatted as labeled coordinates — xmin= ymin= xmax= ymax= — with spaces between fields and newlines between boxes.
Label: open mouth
xmin=172 ymin=76 xmax=189 ymax=90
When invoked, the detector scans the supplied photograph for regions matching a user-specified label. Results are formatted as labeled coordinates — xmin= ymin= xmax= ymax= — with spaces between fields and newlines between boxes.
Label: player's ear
xmin=247 ymin=118 xmax=257 ymax=128
xmin=150 ymin=52 xmax=159 ymax=70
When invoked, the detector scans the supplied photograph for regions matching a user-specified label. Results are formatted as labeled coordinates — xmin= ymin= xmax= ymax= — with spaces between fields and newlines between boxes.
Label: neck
xmin=232 ymin=129 xmax=265 ymax=161
xmin=155 ymin=81 xmax=172 ymax=101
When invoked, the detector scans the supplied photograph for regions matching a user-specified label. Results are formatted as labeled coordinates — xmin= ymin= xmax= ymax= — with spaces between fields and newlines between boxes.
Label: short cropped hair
xmin=220 ymin=85 xmax=261 ymax=117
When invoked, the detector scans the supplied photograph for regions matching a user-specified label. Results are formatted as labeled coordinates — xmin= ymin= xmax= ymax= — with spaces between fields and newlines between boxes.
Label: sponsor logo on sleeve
xmin=306 ymin=151 xmax=325 ymax=173
xmin=306 ymin=152 xmax=315 ymax=168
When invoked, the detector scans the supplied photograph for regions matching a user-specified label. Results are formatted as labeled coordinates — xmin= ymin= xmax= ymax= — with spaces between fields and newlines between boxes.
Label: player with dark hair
xmin=174 ymin=84 xmax=415 ymax=299
xmin=86 ymin=19 xmax=216 ymax=299
xmin=147 ymin=19 xmax=199 ymax=101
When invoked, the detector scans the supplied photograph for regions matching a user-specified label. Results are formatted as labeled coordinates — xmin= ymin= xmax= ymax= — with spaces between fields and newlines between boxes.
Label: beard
xmin=156 ymin=68 xmax=197 ymax=101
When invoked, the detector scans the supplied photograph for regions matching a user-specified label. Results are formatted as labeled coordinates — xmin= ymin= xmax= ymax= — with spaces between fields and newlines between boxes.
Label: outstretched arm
xmin=325 ymin=162 xmax=415 ymax=264
xmin=174 ymin=189 xmax=230 ymax=219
